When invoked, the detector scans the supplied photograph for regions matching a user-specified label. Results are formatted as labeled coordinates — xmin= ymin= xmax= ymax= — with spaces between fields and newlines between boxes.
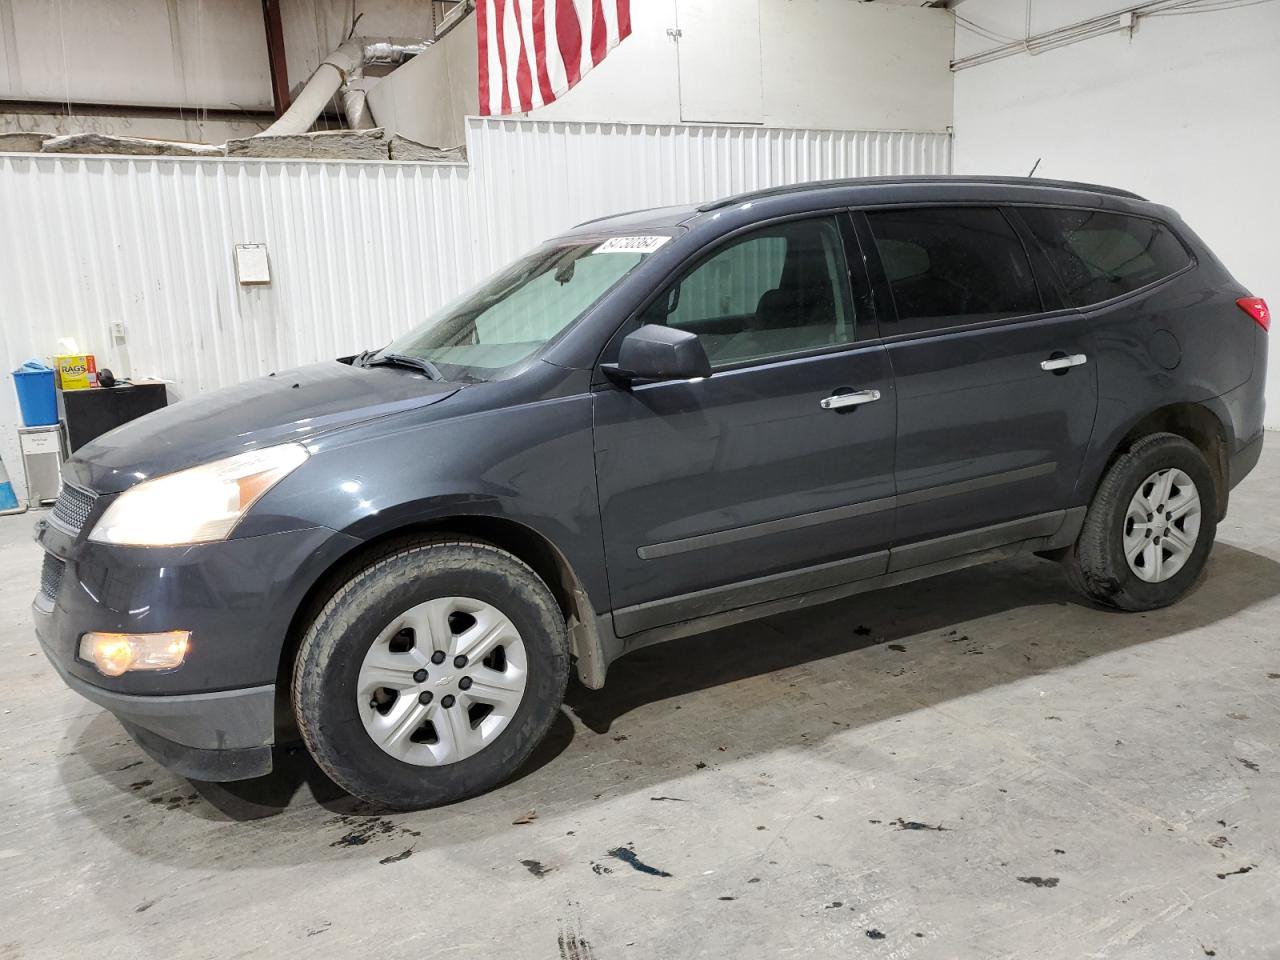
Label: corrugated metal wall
xmin=467 ymin=119 xmax=953 ymax=265
xmin=0 ymin=155 xmax=474 ymax=396
xmin=0 ymin=119 xmax=949 ymax=498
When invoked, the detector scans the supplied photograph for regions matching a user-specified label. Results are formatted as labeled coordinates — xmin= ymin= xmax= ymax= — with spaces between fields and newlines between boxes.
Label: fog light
xmin=79 ymin=631 xmax=190 ymax=677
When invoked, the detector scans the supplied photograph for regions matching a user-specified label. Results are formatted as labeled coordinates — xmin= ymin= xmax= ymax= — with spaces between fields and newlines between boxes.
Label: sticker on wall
xmin=594 ymin=236 xmax=671 ymax=255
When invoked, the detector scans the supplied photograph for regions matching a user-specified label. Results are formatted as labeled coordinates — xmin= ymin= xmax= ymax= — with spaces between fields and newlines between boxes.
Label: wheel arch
xmin=1093 ymin=401 xmax=1231 ymax=520
xmin=274 ymin=514 xmax=607 ymax=732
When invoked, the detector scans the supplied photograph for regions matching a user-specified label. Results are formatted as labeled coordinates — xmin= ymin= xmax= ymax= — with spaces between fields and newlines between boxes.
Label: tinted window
xmin=867 ymin=207 xmax=1041 ymax=333
xmin=1018 ymin=207 xmax=1190 ymax=307
xmin=645 ymin=217 xmax=855 ymax=368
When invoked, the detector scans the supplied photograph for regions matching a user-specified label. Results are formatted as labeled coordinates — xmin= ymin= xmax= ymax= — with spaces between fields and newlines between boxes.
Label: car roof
xmin=571 ymin=203 xmax=701 ymax=232
xmin=568 ymin=175 xmax=1151 ymax=236
xmin=696 ymin=175 xmax=1146 ymax=210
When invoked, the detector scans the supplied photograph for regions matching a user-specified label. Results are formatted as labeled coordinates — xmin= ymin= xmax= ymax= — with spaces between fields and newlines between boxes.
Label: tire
xmin=1065 ymin=432 xmax=1217 ymax=611
xmin=292 ymin=536 xmax=569 ymax=810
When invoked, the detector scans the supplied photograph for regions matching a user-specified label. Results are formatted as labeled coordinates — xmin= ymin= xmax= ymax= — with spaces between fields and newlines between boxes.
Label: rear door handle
xmin=1041 ymin=353 xmax=1087 ymax=372
xmin=820 ymin=389 xmax=881 ymax=410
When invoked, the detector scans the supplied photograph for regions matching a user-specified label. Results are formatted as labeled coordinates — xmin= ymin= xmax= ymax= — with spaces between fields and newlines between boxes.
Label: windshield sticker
xmin=594 ymin=235 xmax=671 ymax=255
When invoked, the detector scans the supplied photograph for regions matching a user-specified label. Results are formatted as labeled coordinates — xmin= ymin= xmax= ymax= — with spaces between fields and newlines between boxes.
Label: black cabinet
xmin=59 ymin=382 xmax=169 ymax=453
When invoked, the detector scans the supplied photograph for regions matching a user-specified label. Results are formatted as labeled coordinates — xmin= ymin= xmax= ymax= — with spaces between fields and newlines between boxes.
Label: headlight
xmin=88 ymin=443 xmax=309 ymax=546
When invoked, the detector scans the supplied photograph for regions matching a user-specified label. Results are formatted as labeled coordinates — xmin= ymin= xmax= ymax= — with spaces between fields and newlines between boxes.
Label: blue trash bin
xmin=13 ymin=362 xmax=58 ymax=427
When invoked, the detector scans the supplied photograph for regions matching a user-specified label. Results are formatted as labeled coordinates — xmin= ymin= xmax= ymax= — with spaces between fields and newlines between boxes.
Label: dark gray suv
xmin=34 ymin=177 xmax=1268 ymax=808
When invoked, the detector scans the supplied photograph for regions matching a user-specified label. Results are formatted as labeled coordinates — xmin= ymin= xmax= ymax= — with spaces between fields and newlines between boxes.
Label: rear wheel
xmin=292 ymin=537 xmax=569 ymax=809
xmin=1065 ymin=432 xmax=1217 ymax=611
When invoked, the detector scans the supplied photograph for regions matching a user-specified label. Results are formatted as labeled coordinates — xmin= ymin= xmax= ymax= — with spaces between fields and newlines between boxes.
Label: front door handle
xmin=820 ymin=389 xmax=881 ymax=410
xmin=1041 ymin=353 xmax=1087 ymax=372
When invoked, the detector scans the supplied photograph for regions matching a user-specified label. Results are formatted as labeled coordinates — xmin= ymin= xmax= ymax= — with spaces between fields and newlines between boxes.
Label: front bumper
xmin=36 ymin=636 xmax=275 ymax=780
xmin=34 ymin=514 xmax=360 ymax=781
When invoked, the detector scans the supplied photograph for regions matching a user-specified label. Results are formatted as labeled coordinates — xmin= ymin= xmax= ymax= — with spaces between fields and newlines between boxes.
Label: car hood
xmin=70 ymin=361 xmax=460 ymax=494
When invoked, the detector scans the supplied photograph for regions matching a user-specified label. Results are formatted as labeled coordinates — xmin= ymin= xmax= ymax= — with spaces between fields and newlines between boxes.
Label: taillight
xmin=1237 ymin=297 xmax=1270 ymax=332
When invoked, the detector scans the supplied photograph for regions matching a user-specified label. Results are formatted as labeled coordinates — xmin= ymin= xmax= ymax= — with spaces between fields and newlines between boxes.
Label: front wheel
xmin=292 ymin=537 xmax=569 ymax=810
xmin=1065 ymin=432 xmax=1217 ymax=611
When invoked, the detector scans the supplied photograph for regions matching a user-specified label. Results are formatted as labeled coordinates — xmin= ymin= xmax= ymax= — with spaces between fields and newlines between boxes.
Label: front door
xmin=858 ymin=205 xmax=1099 ymax=554
xmin=592 ymin=214 xmax=897 ymax=636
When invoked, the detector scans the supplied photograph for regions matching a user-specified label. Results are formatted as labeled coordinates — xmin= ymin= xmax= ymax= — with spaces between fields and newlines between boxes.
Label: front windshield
xmin=378 ymin=235 xmax=673 ymax=380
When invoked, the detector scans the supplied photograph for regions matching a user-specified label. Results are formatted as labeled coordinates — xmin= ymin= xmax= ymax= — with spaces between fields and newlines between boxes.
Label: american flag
xmin=477 ymin=0 xmax=633 ymax=116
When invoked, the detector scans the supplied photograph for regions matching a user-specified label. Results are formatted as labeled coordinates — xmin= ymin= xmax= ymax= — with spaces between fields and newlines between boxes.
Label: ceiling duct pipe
xmin=254 ymin=37 xmax=432 ymax=137
xmin=362 ymin=40 xmax=432 ymax=66
xmin=340 ymin=80 xmax=376 ymax=130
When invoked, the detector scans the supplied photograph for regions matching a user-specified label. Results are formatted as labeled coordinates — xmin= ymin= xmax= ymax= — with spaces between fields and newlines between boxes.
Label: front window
xmin=379 ymin=235 xmax=672 ymax=380
xmin=641 ymin=216 xmax=856 ymax=369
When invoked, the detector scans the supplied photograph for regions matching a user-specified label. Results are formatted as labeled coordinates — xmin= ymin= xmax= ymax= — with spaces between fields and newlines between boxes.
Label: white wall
xmin=758 ymin=0 xmax=952 ymax=131
xmin=952 ymin=0 xmax=1280 ymax=426
xmin=1 ymin=0 xmax=271 ymax=110
xmin=371 ymin=0 xmax=954 ymax=140
xmin=534 ymin=0 xmax=953 ymax=130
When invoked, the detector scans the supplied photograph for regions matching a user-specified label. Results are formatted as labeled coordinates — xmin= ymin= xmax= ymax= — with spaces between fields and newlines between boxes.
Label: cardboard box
xmin=55 ymin=354 xmax=98 ymax=390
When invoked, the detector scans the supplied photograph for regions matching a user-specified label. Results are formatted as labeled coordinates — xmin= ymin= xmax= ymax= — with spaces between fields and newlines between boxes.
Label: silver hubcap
xmin=356 ymin=597 xmax=527 ymax=766
xmin=1123 ymin=467 xmax=1201 ymax=583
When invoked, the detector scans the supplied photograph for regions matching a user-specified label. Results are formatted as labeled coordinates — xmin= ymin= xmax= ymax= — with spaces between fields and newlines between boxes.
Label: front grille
xmin=40 ymin=553 xmax=65 ymax=601
xmin=50 ymin=483 xmax=96 ymax=535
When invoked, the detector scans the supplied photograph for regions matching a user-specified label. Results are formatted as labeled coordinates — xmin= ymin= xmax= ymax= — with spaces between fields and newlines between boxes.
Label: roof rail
xmin=572 ymin=202 xmax=693 ymax=228
xmin=696 ymin=175 xmax=1147 ymax=212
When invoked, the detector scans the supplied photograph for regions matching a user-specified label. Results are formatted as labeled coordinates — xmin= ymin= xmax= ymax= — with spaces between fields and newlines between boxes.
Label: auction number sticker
xmin=594 ymin=235 xmax=671 ymax=255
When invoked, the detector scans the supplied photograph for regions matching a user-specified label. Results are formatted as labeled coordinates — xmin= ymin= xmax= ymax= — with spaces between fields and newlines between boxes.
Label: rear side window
xmin=866 ymin=207 xmax=1041 ymax=334
xmin=1017 ymin=207 xmax=1191 ymax=307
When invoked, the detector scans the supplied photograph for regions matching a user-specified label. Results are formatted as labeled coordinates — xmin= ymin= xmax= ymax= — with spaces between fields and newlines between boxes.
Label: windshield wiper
xmin=363 ymin=352 xmax=445 ymax=381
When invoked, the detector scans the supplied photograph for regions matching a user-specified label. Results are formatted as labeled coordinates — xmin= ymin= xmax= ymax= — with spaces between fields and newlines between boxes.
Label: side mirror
xmin=603 ymin=324 xmax=712 ymax=385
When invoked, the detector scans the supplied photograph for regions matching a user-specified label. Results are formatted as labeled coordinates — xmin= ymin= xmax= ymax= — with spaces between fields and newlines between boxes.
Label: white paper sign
xmin=593 ymin=235 xmax=671 ymax=255
xmin=20 ymin=430 xmax=61 ymax=456
xmin=234 ymin=243 xmax=271 ymax=285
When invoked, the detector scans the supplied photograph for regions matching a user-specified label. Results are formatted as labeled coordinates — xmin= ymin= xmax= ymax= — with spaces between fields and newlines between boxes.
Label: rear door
xmin=592 ymin=213 xmax=897 ymax=636
xmin=856 ymin=205 xmax=1099 ymax=557
xmin=1015 ymin=205 xmax=1251 ymax=407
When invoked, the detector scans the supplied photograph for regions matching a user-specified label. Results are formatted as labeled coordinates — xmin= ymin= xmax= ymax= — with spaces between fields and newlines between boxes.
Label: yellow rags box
xmin=56 ymin=354 xmax=98 ymax=390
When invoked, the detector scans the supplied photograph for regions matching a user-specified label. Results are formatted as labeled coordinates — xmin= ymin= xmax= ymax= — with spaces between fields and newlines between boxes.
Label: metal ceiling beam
xmin=261 ymin=0 xmax=291 ymax=117
xmin=0 ymin=97 xmax=294 ymax=122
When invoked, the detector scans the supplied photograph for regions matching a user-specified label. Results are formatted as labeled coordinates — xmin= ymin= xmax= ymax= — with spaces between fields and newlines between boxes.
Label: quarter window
xmin=645 ymin=216 xmax=856 ymax=368
xmin=1017 ymin=207 xmax=1191 ymax=307
xmin=867 ymin=207 xmax=1041 ymax=334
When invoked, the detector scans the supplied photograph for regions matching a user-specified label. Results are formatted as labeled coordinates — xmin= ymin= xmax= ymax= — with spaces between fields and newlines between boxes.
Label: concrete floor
xmin=4 ymin=445 xmax=1280 ymax=960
